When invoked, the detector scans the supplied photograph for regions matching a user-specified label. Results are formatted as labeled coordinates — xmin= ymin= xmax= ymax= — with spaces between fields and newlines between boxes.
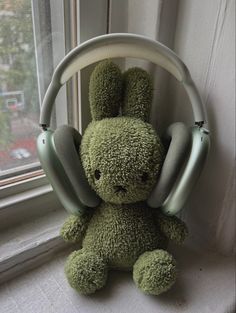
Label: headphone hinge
xmin=40 ymin=124 xmax=48 ymax=131
xmin=195 ymin=121 xmax=204 ymax=128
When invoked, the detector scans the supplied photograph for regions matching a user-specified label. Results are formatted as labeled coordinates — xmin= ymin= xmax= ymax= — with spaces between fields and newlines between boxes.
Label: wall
xmin=109 ymin=0 xmax=180 ymax=128
xmin=168 ymin=0 xmax=235 ymax=255
xmin=110 ymin=0 xmax=235 ymax=255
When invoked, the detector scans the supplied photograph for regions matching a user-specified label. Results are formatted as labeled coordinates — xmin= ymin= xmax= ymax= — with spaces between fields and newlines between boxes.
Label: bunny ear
xmin=89 ymin=60 xmax=123 ymax=120
xmin=122 ymin=67 xmax=153 ymax=122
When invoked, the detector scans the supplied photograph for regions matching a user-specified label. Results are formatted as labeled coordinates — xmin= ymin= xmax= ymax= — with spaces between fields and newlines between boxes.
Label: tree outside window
xmin=0 ymin=0 xmax=40 ymax=177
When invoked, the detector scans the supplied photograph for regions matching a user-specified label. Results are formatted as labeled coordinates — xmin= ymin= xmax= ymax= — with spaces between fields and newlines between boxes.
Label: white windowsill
xmin=0 ymin=243 xmax=235 ymax=313
xmin=0 ymin=189 xmax=234 ymax=312
xmin=0 ymin=208 xmax=69 ymax=284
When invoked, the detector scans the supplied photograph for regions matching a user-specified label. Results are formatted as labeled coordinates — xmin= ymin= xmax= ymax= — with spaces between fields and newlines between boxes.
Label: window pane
xmin=0 ymin=1 xmax=41 ymax=180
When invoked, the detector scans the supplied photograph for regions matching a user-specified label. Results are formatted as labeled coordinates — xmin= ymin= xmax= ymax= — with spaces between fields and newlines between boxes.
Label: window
xmin=0 ymin=0 xmax=109 ymax=189
xmin=0 ymin=0 xmax=42 ymax=182
xmin=0 ymin=0 xmax=108 ymax=284
xmin=0 ymin=0 xmax=74 ymax=187
xmin=0 ymin=0 xmax=108 ymax=192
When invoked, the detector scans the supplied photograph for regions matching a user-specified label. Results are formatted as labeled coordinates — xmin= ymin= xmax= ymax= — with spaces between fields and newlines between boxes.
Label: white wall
xmin=110 ymin=0 xmax=180 ymax=128
xmin=110 ymin=0 xmax=235 ymax=255
xmin=168 ymin=0 xmax=235 ymax=255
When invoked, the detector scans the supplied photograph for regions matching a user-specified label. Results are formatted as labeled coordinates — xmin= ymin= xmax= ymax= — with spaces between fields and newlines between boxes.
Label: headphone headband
xmin=40 ymin=33 xmax=206 ymax=128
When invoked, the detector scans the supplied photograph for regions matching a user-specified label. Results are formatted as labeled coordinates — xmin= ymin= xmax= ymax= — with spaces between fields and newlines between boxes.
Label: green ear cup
xmin=37 ymin=130 xmax=86 ymax=215
xmin=53 ymin=125 xmax=101 ymax=208
xmin=37 ymin=127 xmax=100 ymax=215
xmin=148 ymin=123 xmax=191 ymax=208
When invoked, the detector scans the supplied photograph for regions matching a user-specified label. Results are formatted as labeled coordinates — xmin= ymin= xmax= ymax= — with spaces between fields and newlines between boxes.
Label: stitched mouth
xmin=114 ymin=185 xmax=127 ymax=193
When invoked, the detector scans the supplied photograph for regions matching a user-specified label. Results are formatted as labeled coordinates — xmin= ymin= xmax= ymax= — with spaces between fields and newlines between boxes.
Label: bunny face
xmin=80 ymin=61 xmax=165 ymax=205
xmin=81 ymin=117 xmax=164 ymax=204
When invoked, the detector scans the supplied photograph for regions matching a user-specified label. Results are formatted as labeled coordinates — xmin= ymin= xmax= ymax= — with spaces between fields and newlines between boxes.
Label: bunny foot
xmin=133 ymin=249 xmax=177 ymax=295
xmin=65 ymin=249 xmax=108 ymax=294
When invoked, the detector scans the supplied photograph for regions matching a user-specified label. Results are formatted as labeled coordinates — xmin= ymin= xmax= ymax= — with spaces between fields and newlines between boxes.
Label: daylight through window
xmin=0 ymin=0 xmax=41 ymax=181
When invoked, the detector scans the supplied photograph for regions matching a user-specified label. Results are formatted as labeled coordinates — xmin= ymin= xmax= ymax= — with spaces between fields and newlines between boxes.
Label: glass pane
xmin=0 ymin=0 xmax=41 ymax=180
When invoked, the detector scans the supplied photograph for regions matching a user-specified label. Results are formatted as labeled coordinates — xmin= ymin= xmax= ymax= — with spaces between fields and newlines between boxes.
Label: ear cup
xmin=37 ymin=130 xmax=87 ymax=215
xmin=147 ymin=122 xmax=191 ymax=208
xmin=160 ymin=126 xmax=210 ymax=215
xmin=53 ymin=125 xmax=101 ymax=208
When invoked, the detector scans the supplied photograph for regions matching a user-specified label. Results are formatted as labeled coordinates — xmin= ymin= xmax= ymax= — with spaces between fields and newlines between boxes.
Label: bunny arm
xmin=154 ymin=211 xmax=188 ymax=245
xmin=60 ymin=212 xmax=92 ymax=243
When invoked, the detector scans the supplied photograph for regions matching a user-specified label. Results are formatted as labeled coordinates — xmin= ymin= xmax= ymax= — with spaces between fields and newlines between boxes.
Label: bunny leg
xmin=65 ymin=248 xmax=108 ymax=294
xmin=133 ymin=249 xmax=177 ymax=295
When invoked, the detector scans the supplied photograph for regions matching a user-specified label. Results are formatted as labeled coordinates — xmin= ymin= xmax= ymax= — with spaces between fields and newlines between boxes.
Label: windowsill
xmin=0 ymin=208 xmax=69 ymax=284
xmin=0 ymin=244 xmax=235 ymax=313
xmin=0 ymin=179 xmax=235 ymax=312
xmin=0 ymin=179 xmax=63 ymax=230
xmin=0 ymin=195 xmax=235 ymax=312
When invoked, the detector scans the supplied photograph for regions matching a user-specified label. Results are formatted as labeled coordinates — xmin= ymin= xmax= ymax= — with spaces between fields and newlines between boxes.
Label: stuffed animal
xmin=60 ymin=61 xmax=188 ymax=295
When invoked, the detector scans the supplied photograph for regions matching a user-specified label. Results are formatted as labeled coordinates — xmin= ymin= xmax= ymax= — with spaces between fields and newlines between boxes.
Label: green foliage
xmin=0 ymin=0 xmax=39 ymax=113
xmin=0 ymin=97 xmax=11 ymax=146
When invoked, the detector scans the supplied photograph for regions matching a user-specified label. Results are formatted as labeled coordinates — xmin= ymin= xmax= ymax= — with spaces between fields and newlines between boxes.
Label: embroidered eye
xmin=94 ymin=170 xmax=101 ymax=180
xmin=141 ymin=172 xmax=149 ymax=183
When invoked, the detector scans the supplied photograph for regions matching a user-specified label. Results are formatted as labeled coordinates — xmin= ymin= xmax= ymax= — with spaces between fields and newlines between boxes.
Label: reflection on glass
xmin=0 ymin=0 xmax=41 ymax=179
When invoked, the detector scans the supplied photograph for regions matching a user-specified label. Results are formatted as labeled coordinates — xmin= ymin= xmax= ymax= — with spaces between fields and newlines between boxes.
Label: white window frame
xmin=0 ymin=0 xmax=108 ymax=283
xmin=0 ymin=0 xmax=108 ymax=227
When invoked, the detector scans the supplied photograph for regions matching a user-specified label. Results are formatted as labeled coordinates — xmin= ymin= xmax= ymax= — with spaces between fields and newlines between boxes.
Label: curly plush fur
xmin=80 ymin=117 xmax=164 ymax=204
xmin=60 ymin=60 xmax=188 ymax=295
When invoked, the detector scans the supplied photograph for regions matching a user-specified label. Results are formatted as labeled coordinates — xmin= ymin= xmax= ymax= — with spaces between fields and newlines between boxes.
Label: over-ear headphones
xmin=37 ymin=33 xmax=210 ymax=216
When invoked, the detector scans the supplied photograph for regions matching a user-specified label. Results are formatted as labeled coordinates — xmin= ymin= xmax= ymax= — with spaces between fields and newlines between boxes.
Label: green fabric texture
xmin=122 ymin=67 xmax=152 ymax=121
xmin=60 ymin=214 xmax=91 ymax=243
xmin=133 ymin=249 xmax=177 ymax=295
xmin=61 ymin=60 xmax=188 ymax=295
xmin=89 ymin=61 xmax=123 ymax=120
xmin=65 ymin=249 xmax=108 ymax=294
xmin=80 ymin=117 xmax=164 ymax=204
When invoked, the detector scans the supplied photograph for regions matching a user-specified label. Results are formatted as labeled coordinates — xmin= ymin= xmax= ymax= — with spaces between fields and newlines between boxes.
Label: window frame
xmin=0 ymin=0 xmax=109 ymax=227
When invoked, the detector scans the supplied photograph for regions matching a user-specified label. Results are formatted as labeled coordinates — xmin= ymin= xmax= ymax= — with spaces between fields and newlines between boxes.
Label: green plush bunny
xmin=60 ymin=61 xmax=188 ymax=295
